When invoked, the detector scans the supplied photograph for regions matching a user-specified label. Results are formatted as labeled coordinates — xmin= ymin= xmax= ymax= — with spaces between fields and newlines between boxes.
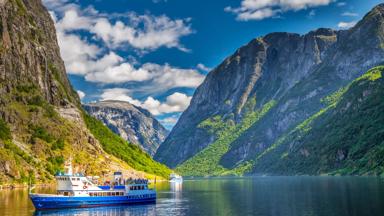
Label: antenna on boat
xmin=28 ymin=176 xmax=35 ymax=195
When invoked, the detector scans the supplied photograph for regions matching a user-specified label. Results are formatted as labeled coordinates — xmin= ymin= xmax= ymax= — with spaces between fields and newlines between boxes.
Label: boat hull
xmin=29 ymin=194 xmax=156 ymax=210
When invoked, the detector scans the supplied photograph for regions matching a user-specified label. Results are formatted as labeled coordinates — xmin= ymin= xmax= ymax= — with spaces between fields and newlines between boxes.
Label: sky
xmin=42 ymin=0 xmax=383 ymax=130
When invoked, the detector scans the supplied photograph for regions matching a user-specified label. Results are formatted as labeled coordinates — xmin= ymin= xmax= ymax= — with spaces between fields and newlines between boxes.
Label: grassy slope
xmin=176 ymin=100 xmax=276 ymax=176
xmin=0 ymin=82 xmax=171 ymax=184
xmin=249 ymin=66 xmax=384 ymax=175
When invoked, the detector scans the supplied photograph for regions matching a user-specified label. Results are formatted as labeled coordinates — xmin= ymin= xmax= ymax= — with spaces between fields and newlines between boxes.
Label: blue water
xmin=1 ymin=176 xmax=384 ymax=216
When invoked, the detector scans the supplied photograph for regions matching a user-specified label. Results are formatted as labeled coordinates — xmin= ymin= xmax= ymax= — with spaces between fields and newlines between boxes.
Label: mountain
xmin=249 ymin=66 xmax=384 ymax=176
xmin=0 ymin=0 xmax=170 ymax=184
xmin=155 ymin=4 xmax=384 ymax=176
xmin=83 ymin=101 xmax=169 ymax=156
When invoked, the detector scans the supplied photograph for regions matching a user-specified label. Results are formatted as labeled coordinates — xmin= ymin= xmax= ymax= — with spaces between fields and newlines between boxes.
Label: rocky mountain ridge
xmin=84 ymin=101 xmax=168 ymax=156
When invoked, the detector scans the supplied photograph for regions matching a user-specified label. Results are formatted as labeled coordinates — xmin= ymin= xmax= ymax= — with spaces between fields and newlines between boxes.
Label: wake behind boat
xmin=29 ymin=160 xmax=156 ymax=210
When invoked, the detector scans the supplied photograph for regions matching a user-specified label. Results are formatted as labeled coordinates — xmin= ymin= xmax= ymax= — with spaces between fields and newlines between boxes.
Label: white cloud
xmin=56 ymin=31 xmax=100 ymax=75
xmin=341 ymin=12 xmax=358 ymax=17
xmin=338 ymin=21 xmax=357 ymax=29
xmin=56 ymin=9 xmax=92 ymax=31
xmin=100 ymin=88 xmax=142 ymax=106
xmin=85 ymin=63 xmax=151 ymax=83
xmin=225 ymin=0 xmax=332 ymax=21
xmin=197 ymin=63 xmax=212 ymax=72
xmin=91 ymin=15 xmax=193 ymax=50
xmin=100 ymin=89 xmax=192 ymax=116
xmin=83 ymin=61 xmax=204 ymax=91
xmin=47 ymin=2 xmax=192 ymax=51
xmin=77 ymin=90 xmax=85 ymax=100
xmin=141 ymin=63 xmax=205 ymax=89
xmin=160 ymin=116 xmax=178 ymax=124
xmin=337 ymin=2 xmax=347 ymax=7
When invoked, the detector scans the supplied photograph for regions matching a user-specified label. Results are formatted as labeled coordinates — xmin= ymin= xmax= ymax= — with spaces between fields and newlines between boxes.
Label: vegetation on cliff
xmin=176 ymin=100 xmax=276 ymax=176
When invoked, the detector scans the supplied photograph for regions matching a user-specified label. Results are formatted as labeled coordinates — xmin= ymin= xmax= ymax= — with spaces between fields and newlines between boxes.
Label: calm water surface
xmin=0 ymin=176 xmax=383 ymax=216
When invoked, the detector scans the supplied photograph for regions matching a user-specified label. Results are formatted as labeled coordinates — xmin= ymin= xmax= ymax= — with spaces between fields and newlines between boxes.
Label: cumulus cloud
xmin=85 ymin=63 xmax=151 ymax=83
xmin=56 ymin=31 xmax=100 ymax=75
xmin=77 ymin=90 xmax=85 ymax=100
xmin=91 ymin=15 xmax=192 ymax=50
xmin=100 ymin=89 xmax=192 ymax=116
xmin=338 ymin=21 xmax=357 ymax=29
xmin=81 ymin=61 xmax=204 ymax=93
xmin=225 ymin=0 xmax=332 ymax=21
xmin=47 ymin=2 xmax=192 ymax=51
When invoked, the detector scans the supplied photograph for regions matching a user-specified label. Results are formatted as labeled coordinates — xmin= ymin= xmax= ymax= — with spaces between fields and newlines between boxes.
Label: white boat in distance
xmin=169 ymin=173 xmax=183 ymax=183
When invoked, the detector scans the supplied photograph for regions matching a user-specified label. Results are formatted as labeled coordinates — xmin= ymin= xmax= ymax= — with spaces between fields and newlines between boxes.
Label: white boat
xmin=29 ymin=160 xmax=156 ymax=210
xmin=169 ymin=173 xmax=183 ymax=183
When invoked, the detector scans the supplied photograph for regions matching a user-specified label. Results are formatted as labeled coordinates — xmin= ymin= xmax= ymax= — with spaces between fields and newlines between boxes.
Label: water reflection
xmin=34 ymin=205 xmax=156 ymax=216
xmin=0 ymin=177 xmax=383 ymax=216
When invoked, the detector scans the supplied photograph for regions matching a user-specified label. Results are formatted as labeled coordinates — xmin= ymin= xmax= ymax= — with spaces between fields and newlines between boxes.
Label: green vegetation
xmin=83 ymin=113 xmax=172 ymax=178
xmin=176 ymin=100 xmax=276 ymax=176
xmin=248 ymin=66 xmax=384 ymax=175
xmin=46 ymin=156 xmax=64 ymax=174
xmin=30 ymin=126 xmax=54 ymax=143
xmin=0 ymin=119 xmax=11 ymax=141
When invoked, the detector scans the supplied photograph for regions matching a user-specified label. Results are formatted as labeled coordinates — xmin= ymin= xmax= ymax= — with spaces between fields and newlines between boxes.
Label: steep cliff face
xmin=0 ymin=0 xmax=170 ymax=184
xmin=84 ymin=101 xmax=168 ymax=156
xmin=155 ymin=4 xmax=384 ymax=175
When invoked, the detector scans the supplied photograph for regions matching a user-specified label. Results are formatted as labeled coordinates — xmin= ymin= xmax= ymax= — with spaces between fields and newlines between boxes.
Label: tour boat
xmin=29 ymin=161 xmax=156 ymax=210
xmin=169 ymin=173 xmax=183 ymax=183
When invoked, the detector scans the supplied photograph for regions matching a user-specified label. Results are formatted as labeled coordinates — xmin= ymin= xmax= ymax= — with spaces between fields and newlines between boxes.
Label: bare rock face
xmin=0 ymin=0 xmax=79 ymax=106
xmin=155 ymin=4 xmax=384 ymax=169
xmin=84 ymin=101 xmax=169 ymax=156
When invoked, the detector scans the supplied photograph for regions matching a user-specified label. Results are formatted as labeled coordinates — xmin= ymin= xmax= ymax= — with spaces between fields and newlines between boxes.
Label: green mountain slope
xmin=250 ymin=66 xmax=384 ymax=176
xmin=177 ymin=66 xmax=384 ymax=176
xmin=176 ymin=100 xmax=276 ymax=176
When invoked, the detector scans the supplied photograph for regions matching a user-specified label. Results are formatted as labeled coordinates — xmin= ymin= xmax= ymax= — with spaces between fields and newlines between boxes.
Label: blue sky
xmin=43 ymin=0 xmax=382 ymax=129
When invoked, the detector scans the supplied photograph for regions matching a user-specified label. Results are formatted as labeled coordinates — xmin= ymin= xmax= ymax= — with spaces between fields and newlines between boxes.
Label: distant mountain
xmin=84 ymin=101 xmax=169 ymax=156
xmin=155 ymin=4 xmax=384 ymax=176
xmin=0 ymin=0 xmax=170 ymax=184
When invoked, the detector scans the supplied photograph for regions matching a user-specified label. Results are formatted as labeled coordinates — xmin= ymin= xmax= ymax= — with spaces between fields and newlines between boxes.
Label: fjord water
xmin=0 ymin=177 xmax=383 ymax=216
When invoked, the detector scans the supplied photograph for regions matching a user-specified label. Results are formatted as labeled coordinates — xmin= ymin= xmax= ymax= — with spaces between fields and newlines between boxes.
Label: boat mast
xmin=64 ymin=158 xmax=73 ymax=175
